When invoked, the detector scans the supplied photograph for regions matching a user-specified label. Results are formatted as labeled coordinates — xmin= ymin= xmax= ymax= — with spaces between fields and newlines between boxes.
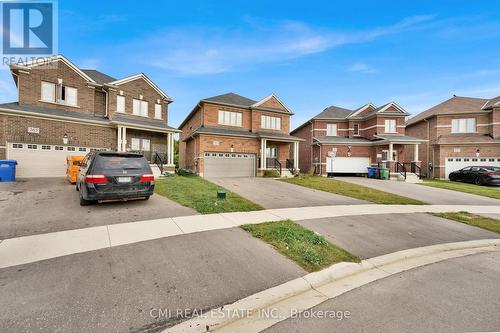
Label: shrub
xmin=263 ymin=170 xmax=281 ymax=178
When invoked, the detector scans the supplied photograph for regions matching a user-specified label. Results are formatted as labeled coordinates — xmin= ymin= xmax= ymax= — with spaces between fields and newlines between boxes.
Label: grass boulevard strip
xmin=421 ymin=179 xmax=500 ymax=200
xmin=430 ymin=211 xmax=500 ymax=234
xmin=281 ymin=176 xmax=427 ymax=205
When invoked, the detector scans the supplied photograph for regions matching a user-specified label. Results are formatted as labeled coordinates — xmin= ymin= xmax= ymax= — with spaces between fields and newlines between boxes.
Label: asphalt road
xmin=0 ymin=178 xmax=196 ymax=239
xmin=209 ymin=177 xmax=367 ymax=209
xmin=0 ymin=228 xmax=305 ymax=333
xmin=266 ymin=251 xmax=500 ymax=332
xmin=297 ymin=213 xmax=500 ymax=258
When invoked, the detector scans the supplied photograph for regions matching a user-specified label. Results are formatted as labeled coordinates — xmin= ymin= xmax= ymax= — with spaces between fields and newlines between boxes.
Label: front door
xmin=266 ymin=146 xmax=278 ymax=168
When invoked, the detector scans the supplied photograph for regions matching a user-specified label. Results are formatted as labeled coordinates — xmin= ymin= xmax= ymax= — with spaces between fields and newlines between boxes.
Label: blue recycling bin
xmin=0 ymin=160 xmax=17 ymax=182
xmin=367 ymin=167 xmax=377 ymax=178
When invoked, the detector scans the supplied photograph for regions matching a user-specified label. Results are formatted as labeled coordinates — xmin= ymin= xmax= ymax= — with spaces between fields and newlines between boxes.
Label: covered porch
xmin=258 ymin=135 xmax=302 ymax=176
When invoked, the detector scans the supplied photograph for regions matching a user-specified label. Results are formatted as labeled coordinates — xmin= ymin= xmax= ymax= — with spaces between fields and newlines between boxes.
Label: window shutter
xmin=141 ymin=101 xmax=148 ymax=116
xmin=65 ymin=87 xmax=77 ymax=106
xmin=41 ymin=82 xmax=55 ymax=102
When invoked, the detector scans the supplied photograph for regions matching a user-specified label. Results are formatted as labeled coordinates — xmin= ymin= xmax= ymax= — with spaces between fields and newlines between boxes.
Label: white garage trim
xmin=444 ymin=156 xmax=500 ymax=179
xmin=326 ymin=157 xmax=370 ymax=173
xmin=204 ymin=152 xmax=256 ymax=178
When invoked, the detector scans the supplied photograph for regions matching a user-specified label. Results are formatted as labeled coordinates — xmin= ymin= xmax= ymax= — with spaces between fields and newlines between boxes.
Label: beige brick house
xmin=405 ymin=95 xmax=500 ymax=179
xmin=0 ymin=55 xmax=179 ymax=177
xmin=291 ymin=102 xmax=425 ymax=179
xmin=178 ymin=93 xmax=303 ymax=177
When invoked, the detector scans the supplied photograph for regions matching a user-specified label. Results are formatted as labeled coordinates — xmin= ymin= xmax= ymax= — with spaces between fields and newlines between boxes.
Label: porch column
xmin=293 ymin=141 xmax=299 ymax=169
xmin=122 ymin=127 xmax=127 ymax=151
xmin=169 ymin=133 xmax=175 ymax=165
xmin=388 ymin=143 xmax=394 ymax=161
xmin=166 ymin=133 xmax=171 ymax=164
xmin=117 ymin=126 xmax=122 ymax=152
xmin=413 ymin=144 xmax=419 ymax=162
xmin=260 ymin=139 xmax=267 ymax=169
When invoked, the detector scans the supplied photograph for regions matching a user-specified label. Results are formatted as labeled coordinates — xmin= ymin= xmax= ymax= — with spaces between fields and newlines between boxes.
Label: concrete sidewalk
xmin=2 ymin=204 xmax=500 ymax=269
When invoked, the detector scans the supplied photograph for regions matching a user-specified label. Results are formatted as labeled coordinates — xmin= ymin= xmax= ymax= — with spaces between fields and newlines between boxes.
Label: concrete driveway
xmin=297 ymin=213 xmax=499 ymax=258
xmin=0 ymin=178 xmax=196 ymax=239
xmin=0 ymin=227 xmax=305 ymax=333
xmin=266 ymin=251 xmax=500 ymax=333
xmin=339 ymin=176 xmax=500 ymax=205
xmin=209 ymin=177 xmax=367 ymax=209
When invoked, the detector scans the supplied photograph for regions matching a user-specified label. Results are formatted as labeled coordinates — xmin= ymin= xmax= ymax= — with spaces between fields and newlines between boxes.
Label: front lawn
xmin=282 ymin=176 xmax=427 ymax=205
xmin=430 ymin=212 xmax=500 ymax=234
xmin=242 ymin=220 xmax=359 ymax=272
xmin=155 ymin=174 xmax=263 ymax=214
xmin=421 ymin=179 xmax=500 ymax=200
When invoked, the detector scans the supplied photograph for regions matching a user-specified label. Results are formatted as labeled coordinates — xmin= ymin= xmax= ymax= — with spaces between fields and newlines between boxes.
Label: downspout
xmin=424 ymin=118 xmax=430 ymax=177
xmin=104 ymin=88 xmax=109 ymax=118
xmin=319 ymin=143 xmax=322 ymax=176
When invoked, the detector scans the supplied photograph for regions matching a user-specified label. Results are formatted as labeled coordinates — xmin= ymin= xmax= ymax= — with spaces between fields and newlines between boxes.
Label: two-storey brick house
xmin=405 ymin=95 xmax=500 ymax=179
xmin=0 ymin=55 xmax=179 ymax=177
xmin=178 ymin=93 xmax=303 ymax=177
xmin=291 ymin=102 xmax=425 ymax=176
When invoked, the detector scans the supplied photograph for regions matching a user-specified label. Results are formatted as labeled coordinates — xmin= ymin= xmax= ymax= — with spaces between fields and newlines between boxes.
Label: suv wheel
xmin=474 ymin=177 xmax=483 ymax=185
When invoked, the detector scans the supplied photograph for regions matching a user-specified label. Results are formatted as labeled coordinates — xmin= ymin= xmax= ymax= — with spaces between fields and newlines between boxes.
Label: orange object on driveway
xmin=66 ymin=155 xmax=84 ymax=184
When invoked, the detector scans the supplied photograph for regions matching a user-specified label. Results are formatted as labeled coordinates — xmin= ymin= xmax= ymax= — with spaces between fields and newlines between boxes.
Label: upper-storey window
xmin=326 ymin=123 xmax=337 ymax=136
xmin=154 ymin=104 xmax=162 ymax=119
xmin=261 ymin=115 xmax=281 ymax=130
xmin=116 ymin=95 xmax=125 ymax=113
xmin=452 ymin=118 xmax=476 ymax=133
xmin=41 ymin=81 xmax=77 ymax=106
xmin=133 ymin=99 xmax=148 ymax=117
xmin=384 ymin=119 xmax=397 ymax=133
xmin=353 ymin=124 xmax=359 ymax=135
xmin=218 ymin=110 xmax=242 ymax=127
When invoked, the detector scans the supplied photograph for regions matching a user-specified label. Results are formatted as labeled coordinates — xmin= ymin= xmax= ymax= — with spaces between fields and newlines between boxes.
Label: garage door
xmin=445 ymin=157 xmax=500 ymax=179
xmin=326 ymin=157 xmax=370 ymax=173
xmin=7 ymin=143 xmax=98 ymax=178
xmin=204 ymin=152 xmax=256 ymax=178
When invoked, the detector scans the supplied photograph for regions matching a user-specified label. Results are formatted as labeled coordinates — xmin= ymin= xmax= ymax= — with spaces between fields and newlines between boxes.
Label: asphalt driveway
xmin=340 ymin=176 xmax=500 ymax=205
xmin=0 ymin=178 xmax=196 ymax=239
xmin=209 ymin=177 xmax=367 ymax=209
xmin=0 ymin=227 xmax=305 ymax=333
xmin=297 ymin=213 xmax=499 ymax=258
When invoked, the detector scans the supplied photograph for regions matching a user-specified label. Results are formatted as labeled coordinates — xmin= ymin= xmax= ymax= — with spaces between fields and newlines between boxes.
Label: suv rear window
xmin=93 ymin=154 xmax=149 ymax=172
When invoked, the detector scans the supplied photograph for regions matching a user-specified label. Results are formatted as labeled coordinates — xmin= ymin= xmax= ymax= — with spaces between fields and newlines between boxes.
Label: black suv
xmin=76 ymin=151 xmax=155 ymax=206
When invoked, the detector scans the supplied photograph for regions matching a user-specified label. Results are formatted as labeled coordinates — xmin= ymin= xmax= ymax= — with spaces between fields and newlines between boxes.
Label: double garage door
xmin=6 ymin=143 xmax=102 ymax=178
xmin=204 ymin=152 xmax=256 ymax=178
xmin=445 ymin=157 xmax=500 ymax=179
xmin=326 ymin=157 xmax=370 ymax=173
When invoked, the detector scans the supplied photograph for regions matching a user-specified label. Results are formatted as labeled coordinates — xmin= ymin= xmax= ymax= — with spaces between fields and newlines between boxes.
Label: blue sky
xmin=1 ymin=0 xmax=500 ymax=129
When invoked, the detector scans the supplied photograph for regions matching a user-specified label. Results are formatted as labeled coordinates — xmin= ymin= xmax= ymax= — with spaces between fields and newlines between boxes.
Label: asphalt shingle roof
xmin=313 ymin=136 xmax=372 ymax=144
xmin=111 ymin=113 xmax=178 ymax=131
xmin=0 ymin=102 xmax=108 ymax=122
xmin=81 ymin=69 xmax=117 ymax=84
xmin=202 ymin=93 xmax=257 ymax=107
xmin=313 ymin=106 xmax=353 ymax=119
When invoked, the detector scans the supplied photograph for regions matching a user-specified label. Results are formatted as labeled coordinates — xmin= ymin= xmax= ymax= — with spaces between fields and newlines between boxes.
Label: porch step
xmin=390 ymin=172 xmax=422 ymax=183
xmin=150 ymin=165 xmax=162 ymax=179
xmin=280 ymin=169 xmax=294 ymax=178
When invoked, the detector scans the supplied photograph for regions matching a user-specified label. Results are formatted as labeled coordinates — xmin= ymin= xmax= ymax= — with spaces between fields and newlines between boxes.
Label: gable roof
xmin=407 ymin=96 xmax=490 ymax=126
xmin=108 ymin=73 xmax=173 ymax=101
xmin=81 ymin=69 xmax=116 ymax=84
xmin=202 ymin=92 xmax=257 ymax=107
xmin=251 ymin=94 xmax=292 ymax=113
xmin=314 ymin=105 xmax=353 ymax=119
xmin=482 ymin=96 xmax=500 ymax=109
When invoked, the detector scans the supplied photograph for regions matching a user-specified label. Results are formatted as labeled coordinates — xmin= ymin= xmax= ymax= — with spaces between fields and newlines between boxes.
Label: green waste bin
xmin=379 ymin=168 xmax=389 ymax=180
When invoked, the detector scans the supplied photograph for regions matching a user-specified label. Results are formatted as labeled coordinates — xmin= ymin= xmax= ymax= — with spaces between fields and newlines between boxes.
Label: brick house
xmin=291 ymin=102 xmax=425 ymax=178
xmin=0 ymin=55 xmax=179 ymax=177
xmin=405 ymin=95 xmax=500 ymax=179
xmin=178 ymin=93 xmax=303 ymax=177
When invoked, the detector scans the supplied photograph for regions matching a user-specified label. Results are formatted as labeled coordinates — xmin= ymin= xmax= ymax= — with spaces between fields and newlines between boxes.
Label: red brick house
xmin=405 ymin=95 xmax=500 ymax=179
xmin=0 ymin=55 xmax=179 ymax=177
xmin=291 ymin=102 xmax=425 ymax=178
xmin=178 ymin=93 xmax=303 ymax=177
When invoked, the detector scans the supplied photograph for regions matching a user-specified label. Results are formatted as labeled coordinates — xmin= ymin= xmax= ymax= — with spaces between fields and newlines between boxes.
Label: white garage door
xmin=326 ymin=157 xmax=370 ymax=173
xmin=7 ymin=143 xmax=98 ymax=178
xmin=204 ymin=152 xmax=255 ymax=178
xmin=445 ymin=157 xmax=500 ymax=179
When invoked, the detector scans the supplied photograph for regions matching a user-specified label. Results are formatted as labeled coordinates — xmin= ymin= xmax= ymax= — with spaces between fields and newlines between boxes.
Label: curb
xmin=165 ymin=239 xmax=500 ymax=333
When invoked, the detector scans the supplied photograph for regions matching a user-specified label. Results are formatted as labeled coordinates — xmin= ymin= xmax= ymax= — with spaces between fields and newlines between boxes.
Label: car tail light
xmin=85 ymin=174 xmax=107 ymax=184
xmin=486 ymin=172 xmax=500 ymax=177
xmin=139 ymin=174 xmax=155 ymax=182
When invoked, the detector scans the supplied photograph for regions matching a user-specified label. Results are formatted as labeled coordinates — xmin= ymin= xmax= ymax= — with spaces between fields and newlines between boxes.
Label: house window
xmin=41 ymin=145 xmax=51 ymax=150
xmin=116 ymin=95 xmax=125 ymax=113
xmin=384 ymin=119 xmax=397 ymax=133
xmin=326 ymin=124 xmax=337 ymax=136
xmin=27 ymin=144 xmax=38 ymax=150
xmin=381 ymin=150 xmax=389 ymax=161
xmin=451 ymin=118 xmax=476 ymax=133
xmin=154 ymin=104 xmax=162 ymax=119
xmin=133 ymin=99 xmax=149 ymax=117
xmin=261 ymin=115 xmax=281 ymax=130
xmin=218 ymin=110 xmax=242 ymax=127
xmin=41 ymin=81 xmax=56 ymax=102
xmin=131 ymin=138 xmax=141 ymax=150
xmin=59 ymin=86 xmax=77 ymax=106
xmin=353 ymin=124 xmax=359 ymax=135
xmin=12 ymin=143 xmax=23 ymax=149
xmin=142 ymin=139 xmax=151 ymax=151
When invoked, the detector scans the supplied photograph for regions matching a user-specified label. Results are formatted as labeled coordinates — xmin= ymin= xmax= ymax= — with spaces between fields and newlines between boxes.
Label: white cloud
xmin=347 ymin=63 xmax=378 ymax=74
xmin=127 ymin=15 xmax=435 ymax=76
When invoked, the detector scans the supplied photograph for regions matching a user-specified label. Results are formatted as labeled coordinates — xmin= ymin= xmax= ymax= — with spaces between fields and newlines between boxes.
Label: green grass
xmin=241 ymin=220 xmax=359 ymax=272
xmin=282 ymin=175 xmax=427 ymax=205
xmin=155 ymin=174 xmax=263 ymax=214
xmin=430 ymin=211 xmax=500 ymax=234
xmin=422 ymin=179 xmax=500 ymax=200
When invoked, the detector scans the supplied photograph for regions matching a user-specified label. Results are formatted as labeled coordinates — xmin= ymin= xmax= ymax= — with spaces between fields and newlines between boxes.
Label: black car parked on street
xmin=448 ymin=166 xmax=500 ymax=186
xmin=76 ymin=151 xmax=155 ymax=206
